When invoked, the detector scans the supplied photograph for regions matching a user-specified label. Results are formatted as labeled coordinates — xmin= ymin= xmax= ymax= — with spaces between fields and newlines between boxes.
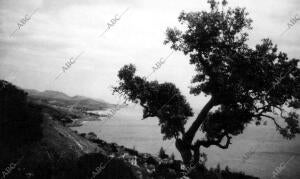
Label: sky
xmin=0 ymin=0 xmax=299 ymax=110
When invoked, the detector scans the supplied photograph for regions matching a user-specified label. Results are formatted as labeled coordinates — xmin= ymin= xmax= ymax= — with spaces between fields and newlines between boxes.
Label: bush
xmin=188 ymin=163 xmax=259 ymax=179
xmin=158 ymin=147 xmax=168 ymax=159
xmin=170 ymin=153 xmax=175 ymax=160
xmin=71 ymin=153 xmax=138 ymax=179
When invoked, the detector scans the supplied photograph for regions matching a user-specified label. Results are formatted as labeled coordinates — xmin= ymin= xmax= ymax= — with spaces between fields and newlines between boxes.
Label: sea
xmin=72 ymin=105 xmax=300 ymax=179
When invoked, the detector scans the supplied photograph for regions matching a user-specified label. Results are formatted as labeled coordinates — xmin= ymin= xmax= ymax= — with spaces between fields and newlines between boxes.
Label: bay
xmin=72 ymin=105 xmax=300 ymax=179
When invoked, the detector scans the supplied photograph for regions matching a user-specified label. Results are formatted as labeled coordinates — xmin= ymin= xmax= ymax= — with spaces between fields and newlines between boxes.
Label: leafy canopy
xmin=164 ymin=0 xmax=300 ymax=140
xmin=113 ymin=64 xmax=193 ymax=140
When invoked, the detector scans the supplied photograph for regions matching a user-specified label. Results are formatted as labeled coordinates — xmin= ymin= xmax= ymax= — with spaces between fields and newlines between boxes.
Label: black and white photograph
xmin=0 ymin=0 xmax=300 ymax=178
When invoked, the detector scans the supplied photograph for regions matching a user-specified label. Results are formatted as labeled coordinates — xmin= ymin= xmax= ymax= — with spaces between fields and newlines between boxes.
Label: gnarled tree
xmin=113 ymin=0 xmax=300 ymax=167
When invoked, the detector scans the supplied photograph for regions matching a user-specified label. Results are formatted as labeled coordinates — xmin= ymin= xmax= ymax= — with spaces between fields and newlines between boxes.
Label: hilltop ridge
xmin=25 ymin=88 xmax=113 ymax=110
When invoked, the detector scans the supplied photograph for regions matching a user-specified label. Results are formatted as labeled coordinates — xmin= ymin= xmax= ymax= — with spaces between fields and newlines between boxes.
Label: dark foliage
xmin=0 ymin=80 xmax=43 ymax=147
xmin=114 ymin=0 xmax=300 ymax=165
xmin=158 ymin=147 xmax=169 ymax=159
xmin=188 ymin=164 xmax=259 ymax=179
xmin=113 ymin=64 xmax=193 ymax=140
xmin=73 ymin=153 xmax=138 ymax=179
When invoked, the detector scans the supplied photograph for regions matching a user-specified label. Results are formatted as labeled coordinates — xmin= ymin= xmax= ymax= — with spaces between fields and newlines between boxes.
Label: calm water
xmin=72 ymin=105 xmax=300 ymax=179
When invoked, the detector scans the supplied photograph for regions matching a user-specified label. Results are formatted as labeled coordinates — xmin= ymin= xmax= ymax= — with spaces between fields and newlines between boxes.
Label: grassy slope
xmin=0 ymin=104 xmax=141 ymax=179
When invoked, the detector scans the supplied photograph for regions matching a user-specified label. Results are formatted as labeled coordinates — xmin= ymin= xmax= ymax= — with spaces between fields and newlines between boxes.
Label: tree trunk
xmin=183 ymin=96 xmax=215 ymax=144
xmin=176 ymin=139 xmax=202 ymax=168
xmin=192 ymin=144 xmax=200 ymax=165
xmin=176 ymin=96 xmax=215 ymax=165
xmin=175 ymin=138 xmax=192 ymax=165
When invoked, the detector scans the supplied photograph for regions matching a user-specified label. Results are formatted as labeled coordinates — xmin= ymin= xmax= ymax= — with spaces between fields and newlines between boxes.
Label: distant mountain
xmin=26 ymin=88 xmax=40 ymax=95
xmin=72 ymin=95 xmax=88 ymax=101
xmin=26 ymin=89 xmax=112 ymax=110
xmin=28 ymin=90 xmax=71 ymax=100
xmin=43 ymin=90 xmax=71 ymax=100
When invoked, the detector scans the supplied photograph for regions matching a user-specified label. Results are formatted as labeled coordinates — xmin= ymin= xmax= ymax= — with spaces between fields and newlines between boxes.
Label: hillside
xmin=26 ymin=89 xmax=112 ymax=110
xmin=0 ymin=107 xmax=141 ymax=179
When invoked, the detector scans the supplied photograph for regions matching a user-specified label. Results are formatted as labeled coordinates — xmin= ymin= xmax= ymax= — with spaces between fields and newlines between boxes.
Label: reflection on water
xmin=72 ymin=105 xmax=300 ymax=179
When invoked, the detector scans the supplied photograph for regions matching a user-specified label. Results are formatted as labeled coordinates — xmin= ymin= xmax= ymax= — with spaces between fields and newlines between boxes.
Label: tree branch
xmin=216 ymin=134 xmax=232 ymax=149
xmin=260 ymin=114 xmax=284 ymax=130
xmin=193 ymin=133 xmax=232 ymax=150
xmin=140 ymin=103 xmax=157 ymax=119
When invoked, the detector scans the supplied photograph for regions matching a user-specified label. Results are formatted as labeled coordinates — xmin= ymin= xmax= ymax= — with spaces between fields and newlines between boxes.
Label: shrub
xmin=158 ymin=147 xmax=168 ymax=159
